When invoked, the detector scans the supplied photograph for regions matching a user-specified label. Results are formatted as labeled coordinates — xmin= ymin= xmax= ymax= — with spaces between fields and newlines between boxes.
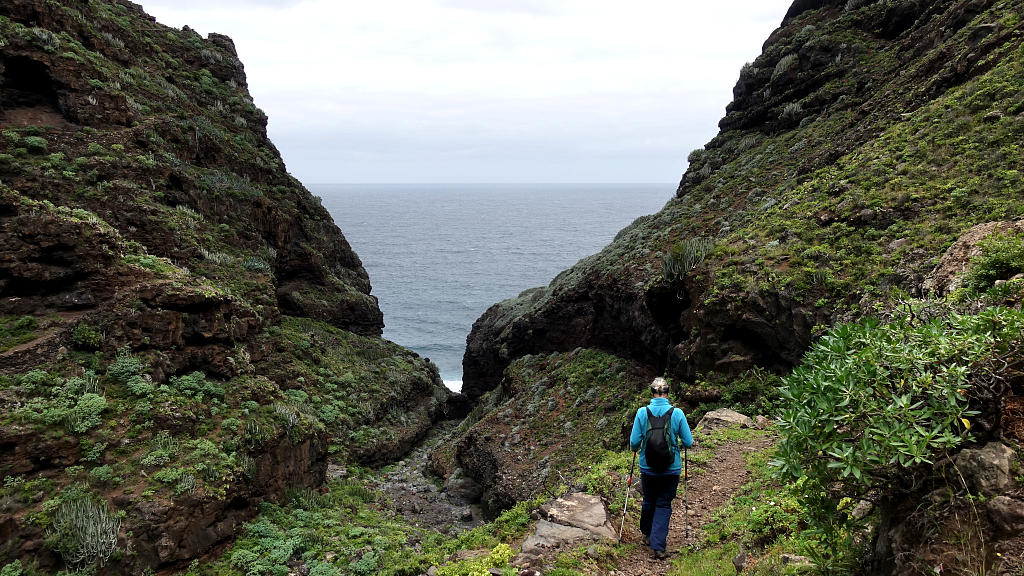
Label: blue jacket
xmin=629 ymin=397 xmax=693 ymax=475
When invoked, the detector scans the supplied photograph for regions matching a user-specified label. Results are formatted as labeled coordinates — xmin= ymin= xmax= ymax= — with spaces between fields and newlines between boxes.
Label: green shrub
xmin=88 ymin=466 xmax=114 ymax=486
xmin=70 ymin=323 xmax=103 ymax=350
xmin=125 ymin=375 xmax=154 ymax=397
xmin=169 ymin=371 xmax=224 ymax=400
xmin=22 ymin=136 xmax=48 ymax=154
xmin=0 ymin=315 xmax=39 ymax=353
xmin=773 ymin=303 xmax=1024 ymax=565
xmin=662 ymin=237 xmax=714 ymax=284
xmin=66 ymin=394 xmax=107 ymax=433
xmin=962 ymin=231 xmax=1024 ymax=293
xmin=106 ymin=347 xmax=144 ymax=384
xmin=142 ymin=431 xmax=178 ymax=467
xmin=16 ymin=371 xmax=106 ymax=433
xmin=435 ymin=543 xmax=514 ymax=576
xmin=81 ymin=440 xmax=106 ymax=462
xmin=307 ymin=562 xmax=341 ymax=576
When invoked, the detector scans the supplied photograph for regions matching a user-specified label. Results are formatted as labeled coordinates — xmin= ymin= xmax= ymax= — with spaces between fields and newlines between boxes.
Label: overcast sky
xmin=140 ymin=1 xmax=793 ymax=184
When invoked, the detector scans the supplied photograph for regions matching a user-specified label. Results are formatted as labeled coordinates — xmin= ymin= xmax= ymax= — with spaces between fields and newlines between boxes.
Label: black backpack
xmin=643 ymin=407 xmax=674 ymax=472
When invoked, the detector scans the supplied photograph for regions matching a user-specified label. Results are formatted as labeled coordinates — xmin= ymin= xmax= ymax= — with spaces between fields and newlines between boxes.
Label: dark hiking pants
xmin=639 ymin=472 xmax=680 ymax=552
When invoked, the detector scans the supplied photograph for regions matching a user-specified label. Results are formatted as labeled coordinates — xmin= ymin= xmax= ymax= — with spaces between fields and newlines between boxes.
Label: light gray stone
xmin=781 ymin=554 xmax=813 ymax=568
xmin=539 ymin=493 xmax=616 ymax=539
xmin=987 ymin=496 xmax=1024 ymax=534
xmin=326 ymin=464 xmax=347 ymax=479
xmin=697 ymin=408 xmax=754 ymax=431
xmin=521 ymin=520 xmax=598 ymax=554
xmin=852 ymin=500 xmax=874 ymax=520
xmin=953 ymin=442 xmax=1016 ymax=496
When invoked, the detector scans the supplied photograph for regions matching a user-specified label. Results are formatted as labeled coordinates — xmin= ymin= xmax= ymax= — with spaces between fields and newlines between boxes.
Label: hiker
xmin=629 ymin=377 xmax=693 ymax=559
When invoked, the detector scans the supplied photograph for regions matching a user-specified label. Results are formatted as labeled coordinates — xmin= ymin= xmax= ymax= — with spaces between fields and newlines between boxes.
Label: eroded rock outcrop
xmin=0 ymin=1 xmax=448 ymax=573
xmin=463 ymin=0 xmax=1024 ymax=405
xmin=924 ymin=221 xmax=1024 ymax=295
xmin=460 ymin=0 xmax=1024 ymax=571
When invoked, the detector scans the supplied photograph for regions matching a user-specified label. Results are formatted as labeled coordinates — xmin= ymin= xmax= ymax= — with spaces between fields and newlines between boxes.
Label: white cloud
xmin=139 ymin=0 xmax=793 ymax=183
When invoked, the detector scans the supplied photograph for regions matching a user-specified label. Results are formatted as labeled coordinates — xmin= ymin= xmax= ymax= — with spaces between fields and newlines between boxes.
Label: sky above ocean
xmin=140 ymin=1 xmax=793 ymax=184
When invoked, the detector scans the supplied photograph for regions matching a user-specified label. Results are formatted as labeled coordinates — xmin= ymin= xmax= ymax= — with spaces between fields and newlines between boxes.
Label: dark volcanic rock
xmin=0 ymin=0 xmax=381 ymax=338
xmin=462 ymin=0 xmax=1024 ymax=401
xmin=0 ymin=1 xmax=446 ymax=573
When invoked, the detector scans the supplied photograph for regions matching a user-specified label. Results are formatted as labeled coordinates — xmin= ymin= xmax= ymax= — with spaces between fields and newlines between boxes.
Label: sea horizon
xmin=315 ymin=182 xmax=673 ymax=392
xmin=306 ymin=181 xmax=676 ymax=187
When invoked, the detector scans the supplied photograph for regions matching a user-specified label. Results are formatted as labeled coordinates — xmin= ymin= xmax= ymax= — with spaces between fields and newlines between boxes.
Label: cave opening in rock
xmin=0 ymin=55 xmax=65 ymax=125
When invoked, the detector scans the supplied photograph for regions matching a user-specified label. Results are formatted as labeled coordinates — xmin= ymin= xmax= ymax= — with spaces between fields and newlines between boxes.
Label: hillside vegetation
xmin=454 ymin=0 xmax=1024 ymax=572
xmin=0 ymin=1 xmax=451 ymax=573
xmin=3 ymin=0 xmax=1024 ymax=575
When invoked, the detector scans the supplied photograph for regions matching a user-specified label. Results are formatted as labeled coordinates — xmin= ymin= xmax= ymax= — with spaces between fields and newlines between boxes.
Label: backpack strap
xmin=642 ymin=406 xmax=654 ymax=451
xmin=664 ymin=407 xmax=675 ymax=451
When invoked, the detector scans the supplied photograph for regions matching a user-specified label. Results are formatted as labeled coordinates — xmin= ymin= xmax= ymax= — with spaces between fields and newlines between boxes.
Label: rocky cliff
xmin=464 ymin=0 xmax=1024 ymax=399
xmin=0 ymin=1 xmax=450 ymax=573
xmin=455 ymin=0 xmax=1024 ymax=570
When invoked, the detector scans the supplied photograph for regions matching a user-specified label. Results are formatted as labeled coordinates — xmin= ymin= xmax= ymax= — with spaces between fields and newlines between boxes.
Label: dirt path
xmin=611 ymin=434 xmax=774 ymax=576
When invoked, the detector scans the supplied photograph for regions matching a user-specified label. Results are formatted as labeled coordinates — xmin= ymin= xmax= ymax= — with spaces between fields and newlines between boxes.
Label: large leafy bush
xmin=773 ymin=303 xmax=1024 ymax=566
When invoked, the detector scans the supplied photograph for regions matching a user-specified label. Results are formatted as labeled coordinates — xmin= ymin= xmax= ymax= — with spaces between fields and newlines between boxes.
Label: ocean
xmin=314 ymin=183 xmax=671 ymax=391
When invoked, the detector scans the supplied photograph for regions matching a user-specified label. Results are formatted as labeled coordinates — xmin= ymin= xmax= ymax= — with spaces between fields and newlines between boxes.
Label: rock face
xmin=459 ymin=0 xmax=1024 ymax=572
xmin=0 ymin=1 xmax=449 ymax=573
xmin=126 ymin=434 xmax=327 ymax=568
xmin=462 ymin=0 xmax=1024 ymax=403
xmin=987 ymin=496 xmax=1024 ymax=535
xmin=923 ymin=221 xmax=1024 ymax=295
xmin=953 ymin=442 xmax=1016 ymax=497
xmin=435 ymin=349 xmax=652 ymax=515
xmin=0 ymin=0 xmax=381 ymax=338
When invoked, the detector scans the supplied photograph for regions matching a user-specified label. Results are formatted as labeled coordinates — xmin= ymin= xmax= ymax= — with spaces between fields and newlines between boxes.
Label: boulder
xmin=520 ymin=520 xmax=598 ymax=555
xmin=987 ymin=496 xmax=1024 ymax=534
xmin=539 ymin=493 xmax=616 ymax=540
xmin=518 ymin=493 xmax=617 ymax=560
xmin=953 ymin=442 xmax=1016 ymax=496
xmin=696 ymin=408 xmax=754 ymax=431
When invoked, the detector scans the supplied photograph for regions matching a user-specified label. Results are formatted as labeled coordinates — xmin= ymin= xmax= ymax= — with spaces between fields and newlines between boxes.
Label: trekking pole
xmin=618 ymin=450 xmax=637 ymax=540
xmin=683 ymin=447 xmax=689 ymax=541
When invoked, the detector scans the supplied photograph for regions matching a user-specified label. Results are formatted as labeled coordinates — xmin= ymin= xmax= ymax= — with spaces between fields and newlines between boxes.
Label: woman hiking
xmin=629 ymin=377 xmax=693 ymax=559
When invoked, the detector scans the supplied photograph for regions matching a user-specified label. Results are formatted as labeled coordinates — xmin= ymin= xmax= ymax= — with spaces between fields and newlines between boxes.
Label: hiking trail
xmin=610 ymin=433 xmax=775 ymax=576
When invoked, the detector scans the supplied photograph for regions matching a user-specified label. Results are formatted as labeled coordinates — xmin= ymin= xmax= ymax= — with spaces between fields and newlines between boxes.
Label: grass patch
xmin=0 ymin=315 xmax=39 ymax=353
